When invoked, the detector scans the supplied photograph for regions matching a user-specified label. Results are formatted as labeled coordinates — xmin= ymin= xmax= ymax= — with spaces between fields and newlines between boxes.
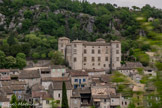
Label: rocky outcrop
xmin=54 ymin=9 xmax=95 ymax=33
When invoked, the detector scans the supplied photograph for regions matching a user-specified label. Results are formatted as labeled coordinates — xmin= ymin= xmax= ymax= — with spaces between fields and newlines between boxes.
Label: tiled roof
xmin=1 ymin=81 xmax=26 ymax=86
xmin=42 ymin=77 xmax=70 ymax=82
xmin=86 ymin=69 xmax=105 ymax=72
xmin=70 ymin=70 xmax=88 ymax=77
xmin=52 ymin=81 xmax=72 ymax=90
xmin=0 ymin=86 xmax=13 ymax=94
xmin=19 ymin=70 xmax=40 ymax=79
xmin=0 ymin=69 xmax=10 ymax=73
xmin=32 ymin=91 xmax=46 ymax=98
xmin=11 ymin=85 xmax=25 ymax=91
xmin=50 ymin=65 xmax=66 ymax=69
xmin=0 ymin=95 xmax=9 ymax=102
xmin=32 ymin=83 xmax=45 ymax=91
xmin=83 ymin=42 xmax=110 ymax=46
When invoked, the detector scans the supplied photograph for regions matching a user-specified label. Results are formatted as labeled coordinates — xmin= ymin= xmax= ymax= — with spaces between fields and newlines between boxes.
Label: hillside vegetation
xmin=0 ymin=0 xmax=162 ymax=69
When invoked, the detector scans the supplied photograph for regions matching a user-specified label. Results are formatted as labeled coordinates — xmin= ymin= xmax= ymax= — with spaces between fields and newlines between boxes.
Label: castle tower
xmin=110 ymin=40 xmax=121 ymax=70
xmin=58 ymin=37 xmax=70 ymax=57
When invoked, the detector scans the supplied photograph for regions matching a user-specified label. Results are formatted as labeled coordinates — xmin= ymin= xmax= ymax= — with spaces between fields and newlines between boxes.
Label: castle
xmin=58 ymin=37 xmax=121 ymax=71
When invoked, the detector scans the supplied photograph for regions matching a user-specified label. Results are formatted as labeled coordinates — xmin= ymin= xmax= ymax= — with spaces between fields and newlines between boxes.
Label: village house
xmin=41 ymin=77 xmax=70 ymax=90
xmin=71 ymin=87 xmax=92 ymax=108
xmin=50 ymin=65 xmax=67 ymax=77
xmin=0 ymin=94 xmax=10 ymax=108
xmin=0 ymin=69 xmax=11 ymax=81
xmin=48 ymin=81 xmax=73 ymax=107
xmin=91 ymin=85 xmax=116 ymax=108
xmin=19 ymin=70 xmax=41 ymax=87
xmin=69 ymin=70 xmax=90 ymax=89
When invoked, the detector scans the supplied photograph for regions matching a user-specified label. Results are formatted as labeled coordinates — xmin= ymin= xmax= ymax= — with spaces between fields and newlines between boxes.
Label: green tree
xmin=0 ymin=50 xmax=6 ymax=68
xmin=50 ymin=99 xmax=58 ymax=108
xmin=7 ymin=35 xmax=17 ymax=46
xmin=61 ymin=81 xmax=69 ymax=108
xmin=32 ymin=52 xmax=40 ymax=59
xmin=10 ymin=94 xmax=18 ymax=108
xmin=5 ymin=56 xmax=16 ymax=68
xmin=51 ymin=51 xmax=64 ymax=65
xmin=128 ymin=102 xmax=136 ymax=108
xmin=16 ymin=53 xmax=26 ymax=69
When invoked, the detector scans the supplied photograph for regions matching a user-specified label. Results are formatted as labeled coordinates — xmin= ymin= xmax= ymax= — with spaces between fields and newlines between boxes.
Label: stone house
xmin=71 ymin=87 xmax=92 ymax=108
xmin=110 ymin=94 xmax=120 ymax=108
xmin=41 ymin=77 xmax=70 ymax=90
xmin=91 ymin=85 xmax=116 ymax=108
xmin=0 ymin=95 xmax=10 ymax=108
xmin=19 ymin=70 xmax=41 ymax=87
xmin=48 ymin=81 xmax=73 ymax=107
xmin=0 ymin=81 xmax=27 ymax=100
xmin=143 ymin=67 xmax=156 ymax=76
xmin=69 ymin=70 xmax=90 ymax=89
xmin=0 ymin=69 xmax=11 ymax=81
xmin=50 ymin=65 xmax=67 ymax=77
xmin=58 ymin=37 xmax=121 ymax=70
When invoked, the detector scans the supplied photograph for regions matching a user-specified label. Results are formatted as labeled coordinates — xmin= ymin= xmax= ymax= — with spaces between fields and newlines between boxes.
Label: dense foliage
xmin=0 ymin=0 xmax=162 ymax=67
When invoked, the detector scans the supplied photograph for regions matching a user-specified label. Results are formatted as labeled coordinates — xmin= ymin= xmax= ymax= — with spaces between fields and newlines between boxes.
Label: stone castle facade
xmin=58 ymin=37 xmax=121 ymax=71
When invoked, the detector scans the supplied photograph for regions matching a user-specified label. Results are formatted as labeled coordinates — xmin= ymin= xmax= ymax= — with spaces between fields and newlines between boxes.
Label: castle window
xmin=104 ymin=64 xmax=106 ymax=67
xmin=116 ymin=50 xmax=119 ymax=54
xmin=116 ymin=57 xmax=119 ymax=61
xmin=73 ymin=49 xmax=77 ymax=54
xmin=98 ymin=57 xmax=101 ymax=61
xmin=116 ymin=44 xmax=119 ymax=48
xmin=92 ymin=63 xmax=95 ymax=66
xmin=92 ymin=49 xmax=95 ymax=54
xmin=98 ymin=50 xmax=101 ymax=54
xmin=84 ymin=49 xmax=87 ymax=54
xmin=92 ymin=57 xmax=95 ymax=62
xmin=74 ymin=44 xmax=77 ymax=47
xmin=106 ymin=49 xmax=108 ymax=54
xmin=105 ymin=57 xmax=108 ymax=61
xmin=74 ymin=57 xmax=77 ymax=62
xmin=98 ymin=63 xmax=100 ymax=66
xmin=84 ymin=57 xmax=87 ymax=62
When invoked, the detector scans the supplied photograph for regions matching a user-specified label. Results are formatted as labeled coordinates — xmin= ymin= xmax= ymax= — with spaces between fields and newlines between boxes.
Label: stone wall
xmin=26 ymin=60 xmax=51 ymax=67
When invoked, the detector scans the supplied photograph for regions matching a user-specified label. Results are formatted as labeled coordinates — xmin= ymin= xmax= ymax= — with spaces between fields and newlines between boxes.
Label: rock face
xmin=54 ymin=9 xmax=95 ymax=33
xmin=0 ymin=13 xmax=6 ymax=26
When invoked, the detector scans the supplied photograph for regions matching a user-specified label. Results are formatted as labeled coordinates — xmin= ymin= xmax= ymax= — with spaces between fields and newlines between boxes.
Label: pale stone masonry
xmin=58 ymin=37 xmax=121 ymax=70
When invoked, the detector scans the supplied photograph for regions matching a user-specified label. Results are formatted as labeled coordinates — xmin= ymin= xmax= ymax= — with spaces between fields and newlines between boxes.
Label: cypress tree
xmin=61 ymin=81 xmax=69 ymax=108
xmin=10 ymin=94 xmax=18 ymax=108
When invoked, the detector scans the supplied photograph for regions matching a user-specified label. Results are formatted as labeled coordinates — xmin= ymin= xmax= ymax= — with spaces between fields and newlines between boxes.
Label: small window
xmin=104 ymin=99 xmax=106 ymax=102
xmin=98 ymin=57 xmax=101 ymax=61
xmin=74 ymin=57 xmax=77 ymax=62
xmin=84 ymin=57 xmax=87 ymax=62
xmin=81 ymin=85 xmax=84 ymax=88
xmin=92 ymin=57 xmax=95 ymax=62
xmin=84 ymin=49 xmax=87 ymax=54
xmin=116 ymin=44 xmax=119 ymax=48
xmin=104 ymin=64 xmax=106 ymax=67
xmin=58 ymin=93 xmax=60 ymax=98
xmin=92 ymin=63 xmax=95 ymax=66
xmin=116 ymin=50 xmax=119 ymax=54
xmin=105 ymin=57 xmax=108 ymax=61
xmin=125 ymin=102 xmax=127 ymax=105
xmin=74 ymin=44 xmax=77 ymax=47
xmin=106 ymin=49 xmax=108 ymax=54
xmin=92 ymin=49 xmax=95 ymax=54
xmin=73 ymin=49 xmax=77 ymax=54
xmin=98 ymin=63 xmax=100 ymax=66
xmin=98 ymin=50 xmax=101 ymax=54
xmin=74 ymin=85 xmax=78 ymax=89
xmin=83 ymin=79 xmax=86 ymax=82
xmin=61 ymin=49 xmax=64 ymax=53
xmin=74 ymin=79 xmax=78 ymax=82
xmin=61 ymin=44 xmax=63 ymax=47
